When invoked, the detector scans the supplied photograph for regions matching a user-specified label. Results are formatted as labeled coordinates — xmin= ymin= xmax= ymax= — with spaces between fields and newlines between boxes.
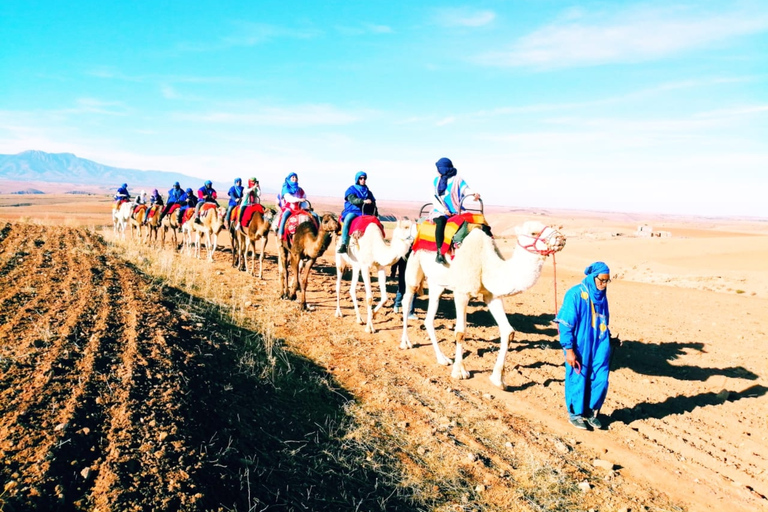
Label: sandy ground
xmin=0 ymin=193 xmax=766 ymax=511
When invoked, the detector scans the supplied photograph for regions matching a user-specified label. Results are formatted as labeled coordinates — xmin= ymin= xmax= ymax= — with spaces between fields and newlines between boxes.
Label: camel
xmin=334 ymin=218 xmax=414 ymax=333
xmin=182 ymin=204 xmax=226 ymax=261
xmin=111 ymin=202 xmax=132 ymax=239
xmin=128 ymin=205 xmax=148 ymax=241
xmin=230 ymin=205 xmax=277 ymax=278
xmin=400 ymin=220 xmax=566 ymax=389
xmin=277 ymin=211 xmax=341 ymax=310
xmin=144 ymin=205 xmax=163 ymax=247
xmin=160 ymin=206 xmax=184 ymax=250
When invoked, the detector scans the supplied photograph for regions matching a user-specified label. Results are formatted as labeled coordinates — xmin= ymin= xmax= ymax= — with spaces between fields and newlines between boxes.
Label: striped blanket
xmin=412 ymin=212 xmax=487 ymax=255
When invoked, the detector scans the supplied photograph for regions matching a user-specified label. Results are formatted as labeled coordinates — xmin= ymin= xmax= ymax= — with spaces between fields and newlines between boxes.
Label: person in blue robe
xmin=337 ymin=171 xmax=377 ymax=254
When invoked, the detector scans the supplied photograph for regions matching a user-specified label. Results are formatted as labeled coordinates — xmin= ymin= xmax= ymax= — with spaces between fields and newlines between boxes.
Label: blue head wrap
xmin=435 ymin=157 xmax=457 ymax=196
xmin=353 ymin=171 xmax=369 ymax=198
xmin=185 ymin=188 xmax=193 ymax=194
xmin=173 ymin=181 xmax=180 ymax=188
xmin=582 ymin=261 xmax=610 ymax=305
xmin=234 ymin=177 xmax=241 ymax=185
xmin=121 ymin=183 xmax=128 ymax=189
xmin=204 ymin=180 xmax=212 ymax=187
xmin=282 ymin=172 xmax=299 ymax=196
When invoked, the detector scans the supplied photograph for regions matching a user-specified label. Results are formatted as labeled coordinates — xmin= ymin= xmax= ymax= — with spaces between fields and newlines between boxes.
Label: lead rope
xmin=552 ymin=252 xmax=559 ymax=315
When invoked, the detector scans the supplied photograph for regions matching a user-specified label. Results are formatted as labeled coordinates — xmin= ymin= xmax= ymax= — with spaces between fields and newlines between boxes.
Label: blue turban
xmin=353 ymin=171 xmax=369 ymax=196
xmin=282 ymin=172 xmax=299 ymax=196
xmin=582 ymin=261 xmax=610 ymax=304
xmin=435 ymin=157 xmax=457 ymax=196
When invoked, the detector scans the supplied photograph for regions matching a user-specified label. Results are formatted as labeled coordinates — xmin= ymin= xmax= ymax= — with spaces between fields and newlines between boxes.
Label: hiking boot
xmin=393 ymin=305 xmax=401 ymax=314
xmin=569 ymin=416 xmax=588 ymax=430
xmin=435 ymin=252 xmax=447 ymax=264
xmin=586 ymin=413 xmax=602 ymax=430
xmin=337 ymin=243 xmax=348 ymax=254
xmin=407 ymin=312 xmax=418 ymax=321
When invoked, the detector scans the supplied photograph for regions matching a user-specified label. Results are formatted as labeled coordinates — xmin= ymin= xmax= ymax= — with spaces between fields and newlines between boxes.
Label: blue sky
xmin=1 ymin=0 xmax=766 ymax=217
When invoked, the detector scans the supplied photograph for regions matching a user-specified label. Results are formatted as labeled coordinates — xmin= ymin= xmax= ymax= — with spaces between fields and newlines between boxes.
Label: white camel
xmin=334 ymin=218 xmax=414 ymax=333
xmin=112 ymin=202 xmax=132 ymax=240
xmin=181 ymin=205 xmax=226 ymax=261
xmin=400 ymin=220 xmax=566 ymax=389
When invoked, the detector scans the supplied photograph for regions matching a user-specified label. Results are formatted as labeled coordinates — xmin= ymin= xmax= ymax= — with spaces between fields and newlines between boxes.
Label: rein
xmin=517 ymin=228 xmax=558 ymax=256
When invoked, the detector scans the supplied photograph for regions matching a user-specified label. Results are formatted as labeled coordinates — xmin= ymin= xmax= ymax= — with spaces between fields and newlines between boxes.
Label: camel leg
xmin=299 ymin=258 xmax=314 ymax=310
xmin=487 ymin=296 xmax=514 ymax=390
xmin=258 ymin=237 xmax=267 ymax=280
xmin=208 ymin=232 xmax=216 ymax=262
xmin=424 ymin=284 xmax=452 ymax=366
xmin=372 ymin=268 xmax=387 ymax=317
xmin=349 ymin=264 xmax=370 ymax=330
xmin=360 ymin=264 xmax=375 ymax=332
xmin=334 ymin=254 xmax=345 ymax=318
xmin=288 ymin=254 xmax=300 ymax=301
xmin=400 ymin=254 xmax=424 ymax=350
xmin=451 ymin=293 xmax=471 ymax=380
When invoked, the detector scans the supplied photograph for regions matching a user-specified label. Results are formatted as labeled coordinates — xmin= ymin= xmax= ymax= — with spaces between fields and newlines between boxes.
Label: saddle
xmin=147 ymin=205 xmax=159 ymax=219
xmin=200 ymin=203 xmax=218 ymax=214
xmin=132 ymin=204 xmax=147 ymax=219
xmin=113 ymin=199 xmax=128 ymax=210
xmin=412 ymin=212 xmax=490 ymax=257
xmin=234 ymin=204 xmax=265 ymax=228
xmin=166 ymin=204 xmax=180 ymax=215
xmin=282 ymin=210 xmax=317 ymax=242
xmin=180 ymin=208 xmax=195 ymax=225
xmin=349 ymin=215 xmax=384 ymax=239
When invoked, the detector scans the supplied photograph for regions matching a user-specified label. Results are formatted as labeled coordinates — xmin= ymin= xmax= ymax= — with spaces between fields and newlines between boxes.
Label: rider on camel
xmin=225 ymin=178 xmax=244 ymax=229
xmin=193 ymin=180 xmax=218 ymax=224
xmin=234 ymin=177 xmax=261 ymax=231
xmin=114 ymin=183 xmax=131 ymax=204
xmin=276 ymin=172 xmax=313 ymax=238
xmin=337 ymin=171 xmax=377 ymax=254
xmin=142 ymin=189 xmax=164 ymax=225
xmin=178 ymin=188 xmax=198 ymax=224
xmin=157 ymin=182 xmax=183 ymax=223
xmin=429 ymin=157 xmax=480 ymax=265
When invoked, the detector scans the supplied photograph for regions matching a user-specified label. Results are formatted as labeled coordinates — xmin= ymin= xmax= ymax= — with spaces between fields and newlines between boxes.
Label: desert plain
xmin=0 ymin=191 xmax=766 ymax=511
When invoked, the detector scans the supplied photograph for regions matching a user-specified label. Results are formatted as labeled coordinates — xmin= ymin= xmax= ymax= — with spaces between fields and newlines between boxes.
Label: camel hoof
xmin=452 ymin=366 xmax=470 ymax=380
xmin=489 ymin=375 xmax=506 ymax=390
xmin=399 ymin=339 xmax=413 ymax=350
xmin=335 ymin=310 xmax=343 ymax=318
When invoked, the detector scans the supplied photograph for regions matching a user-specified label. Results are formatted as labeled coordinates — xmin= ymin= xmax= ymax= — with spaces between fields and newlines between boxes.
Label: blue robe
xmin=556 ymin=275 xmax=611 ymax=417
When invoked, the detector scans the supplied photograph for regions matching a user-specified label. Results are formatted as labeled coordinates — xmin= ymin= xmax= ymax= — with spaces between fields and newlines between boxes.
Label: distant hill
xmin=10 ymin=188 xmax=44 ymax=195
xmin=0 ymin=150 xmax=212 ymax=191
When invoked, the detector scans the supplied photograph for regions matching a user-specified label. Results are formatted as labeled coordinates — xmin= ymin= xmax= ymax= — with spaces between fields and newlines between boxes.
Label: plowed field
xmin=0 ymin=212 xmax=767 ymax=512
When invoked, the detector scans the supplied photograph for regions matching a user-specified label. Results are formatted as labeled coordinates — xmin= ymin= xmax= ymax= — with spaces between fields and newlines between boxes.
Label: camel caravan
xmin=109 ymin=161 xmax=567 ymax=387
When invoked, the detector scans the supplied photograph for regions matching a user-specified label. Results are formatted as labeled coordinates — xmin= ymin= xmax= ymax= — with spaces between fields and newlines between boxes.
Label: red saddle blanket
xmin=132 ymin=204 xmax=147 ymax=219
xmin=349 ymin=215 xmax=384 ymax=239
xmin=282 ymin=210 xmax=317 ymax=242
xmin=232 ymin=204 xmax=265 ymax=228
xmin=181 ymin=208 xmax=195 ymax=225
xmin=147 ymin=205 xmax=159 ymax=219
xmin=113 ymin=199 xmax=128 ymax=210
xmin=166 ymin=203 xmax=180 ymax=215
xmin=412 ymin=212 xmax=486 ymax=255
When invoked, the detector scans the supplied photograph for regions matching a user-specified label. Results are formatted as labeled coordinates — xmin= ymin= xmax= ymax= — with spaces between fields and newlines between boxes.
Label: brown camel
xmin=128 ymin=205 xmax=148 ymax=241
xmin=143 ymin=204 xmax=163 ymax=247
xmin=231 ymin=205 xmax=277 ymax=279
xmin=160 ymin=207 xmax=183 ymax=250
xmin=278 ymin=211 xmax=341 ymax=310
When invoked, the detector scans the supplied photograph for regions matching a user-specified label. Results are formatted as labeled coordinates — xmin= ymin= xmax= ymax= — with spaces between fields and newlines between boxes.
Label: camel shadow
xmin=609 ymin=384 xmax=768 ymax=425
xmin=151 ymin=284 xmax=420 ymax=511
xmin=612 ymin=339 xmax=759 ymax=381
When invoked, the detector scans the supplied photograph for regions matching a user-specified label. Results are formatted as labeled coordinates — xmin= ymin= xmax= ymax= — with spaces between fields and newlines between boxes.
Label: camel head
xmin=319 ymin=212 xmax=341 ymax=235
xmin=515 ymin=221 xmax=566 ymax=256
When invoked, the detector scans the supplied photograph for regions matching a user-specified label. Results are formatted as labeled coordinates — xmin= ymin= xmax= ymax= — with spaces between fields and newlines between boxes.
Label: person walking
xmin=555 ymin=262 xmax=614 ymax=430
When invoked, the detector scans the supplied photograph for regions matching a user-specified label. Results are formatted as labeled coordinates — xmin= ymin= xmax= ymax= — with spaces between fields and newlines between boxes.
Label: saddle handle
xmin=460 ymin=195 xmax=484 ymax=215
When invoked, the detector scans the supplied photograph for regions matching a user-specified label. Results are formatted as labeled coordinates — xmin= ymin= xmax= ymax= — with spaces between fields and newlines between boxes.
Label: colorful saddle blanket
xmin=166 ymin=203 xmax=180 ymax=215
xmin=412 ymin=212 xmax=488 ymax=255
xmin=132 ymin=204 xmax=147 ymax=219
xmin=282 ymin=210 xmax=317 ymax=242
xmin=181 ymin=208 xmax=195 ymax=225
xmin=113 ymin=199 xmax=128 ymax=210
xmin=349 ymin=215 xmax=385 ymax=239
xmin=146 ymin=205 xmax=160 ymax=219
xmin=232 ymin=204 xmax=265 ymax=228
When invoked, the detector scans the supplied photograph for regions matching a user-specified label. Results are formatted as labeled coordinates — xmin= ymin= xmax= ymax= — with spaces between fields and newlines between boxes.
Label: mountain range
xmin=0 ymin=150 xmax=219 ymax=192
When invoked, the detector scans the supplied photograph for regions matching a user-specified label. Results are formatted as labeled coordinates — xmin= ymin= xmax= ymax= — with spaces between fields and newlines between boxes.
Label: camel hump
xmin=350 ymin=215 xmax=384 ymax=239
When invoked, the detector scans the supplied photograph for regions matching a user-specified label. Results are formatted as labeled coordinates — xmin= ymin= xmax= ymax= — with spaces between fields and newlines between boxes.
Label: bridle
xmin=517 ymin=226 xmax=560 ymax=256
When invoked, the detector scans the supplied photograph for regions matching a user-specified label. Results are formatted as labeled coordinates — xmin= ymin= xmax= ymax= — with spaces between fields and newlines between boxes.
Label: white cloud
xmin=476 ymin=5 xmax=768 ymax=68
xmin=435 ymin=8 xmax=496 ymax=28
